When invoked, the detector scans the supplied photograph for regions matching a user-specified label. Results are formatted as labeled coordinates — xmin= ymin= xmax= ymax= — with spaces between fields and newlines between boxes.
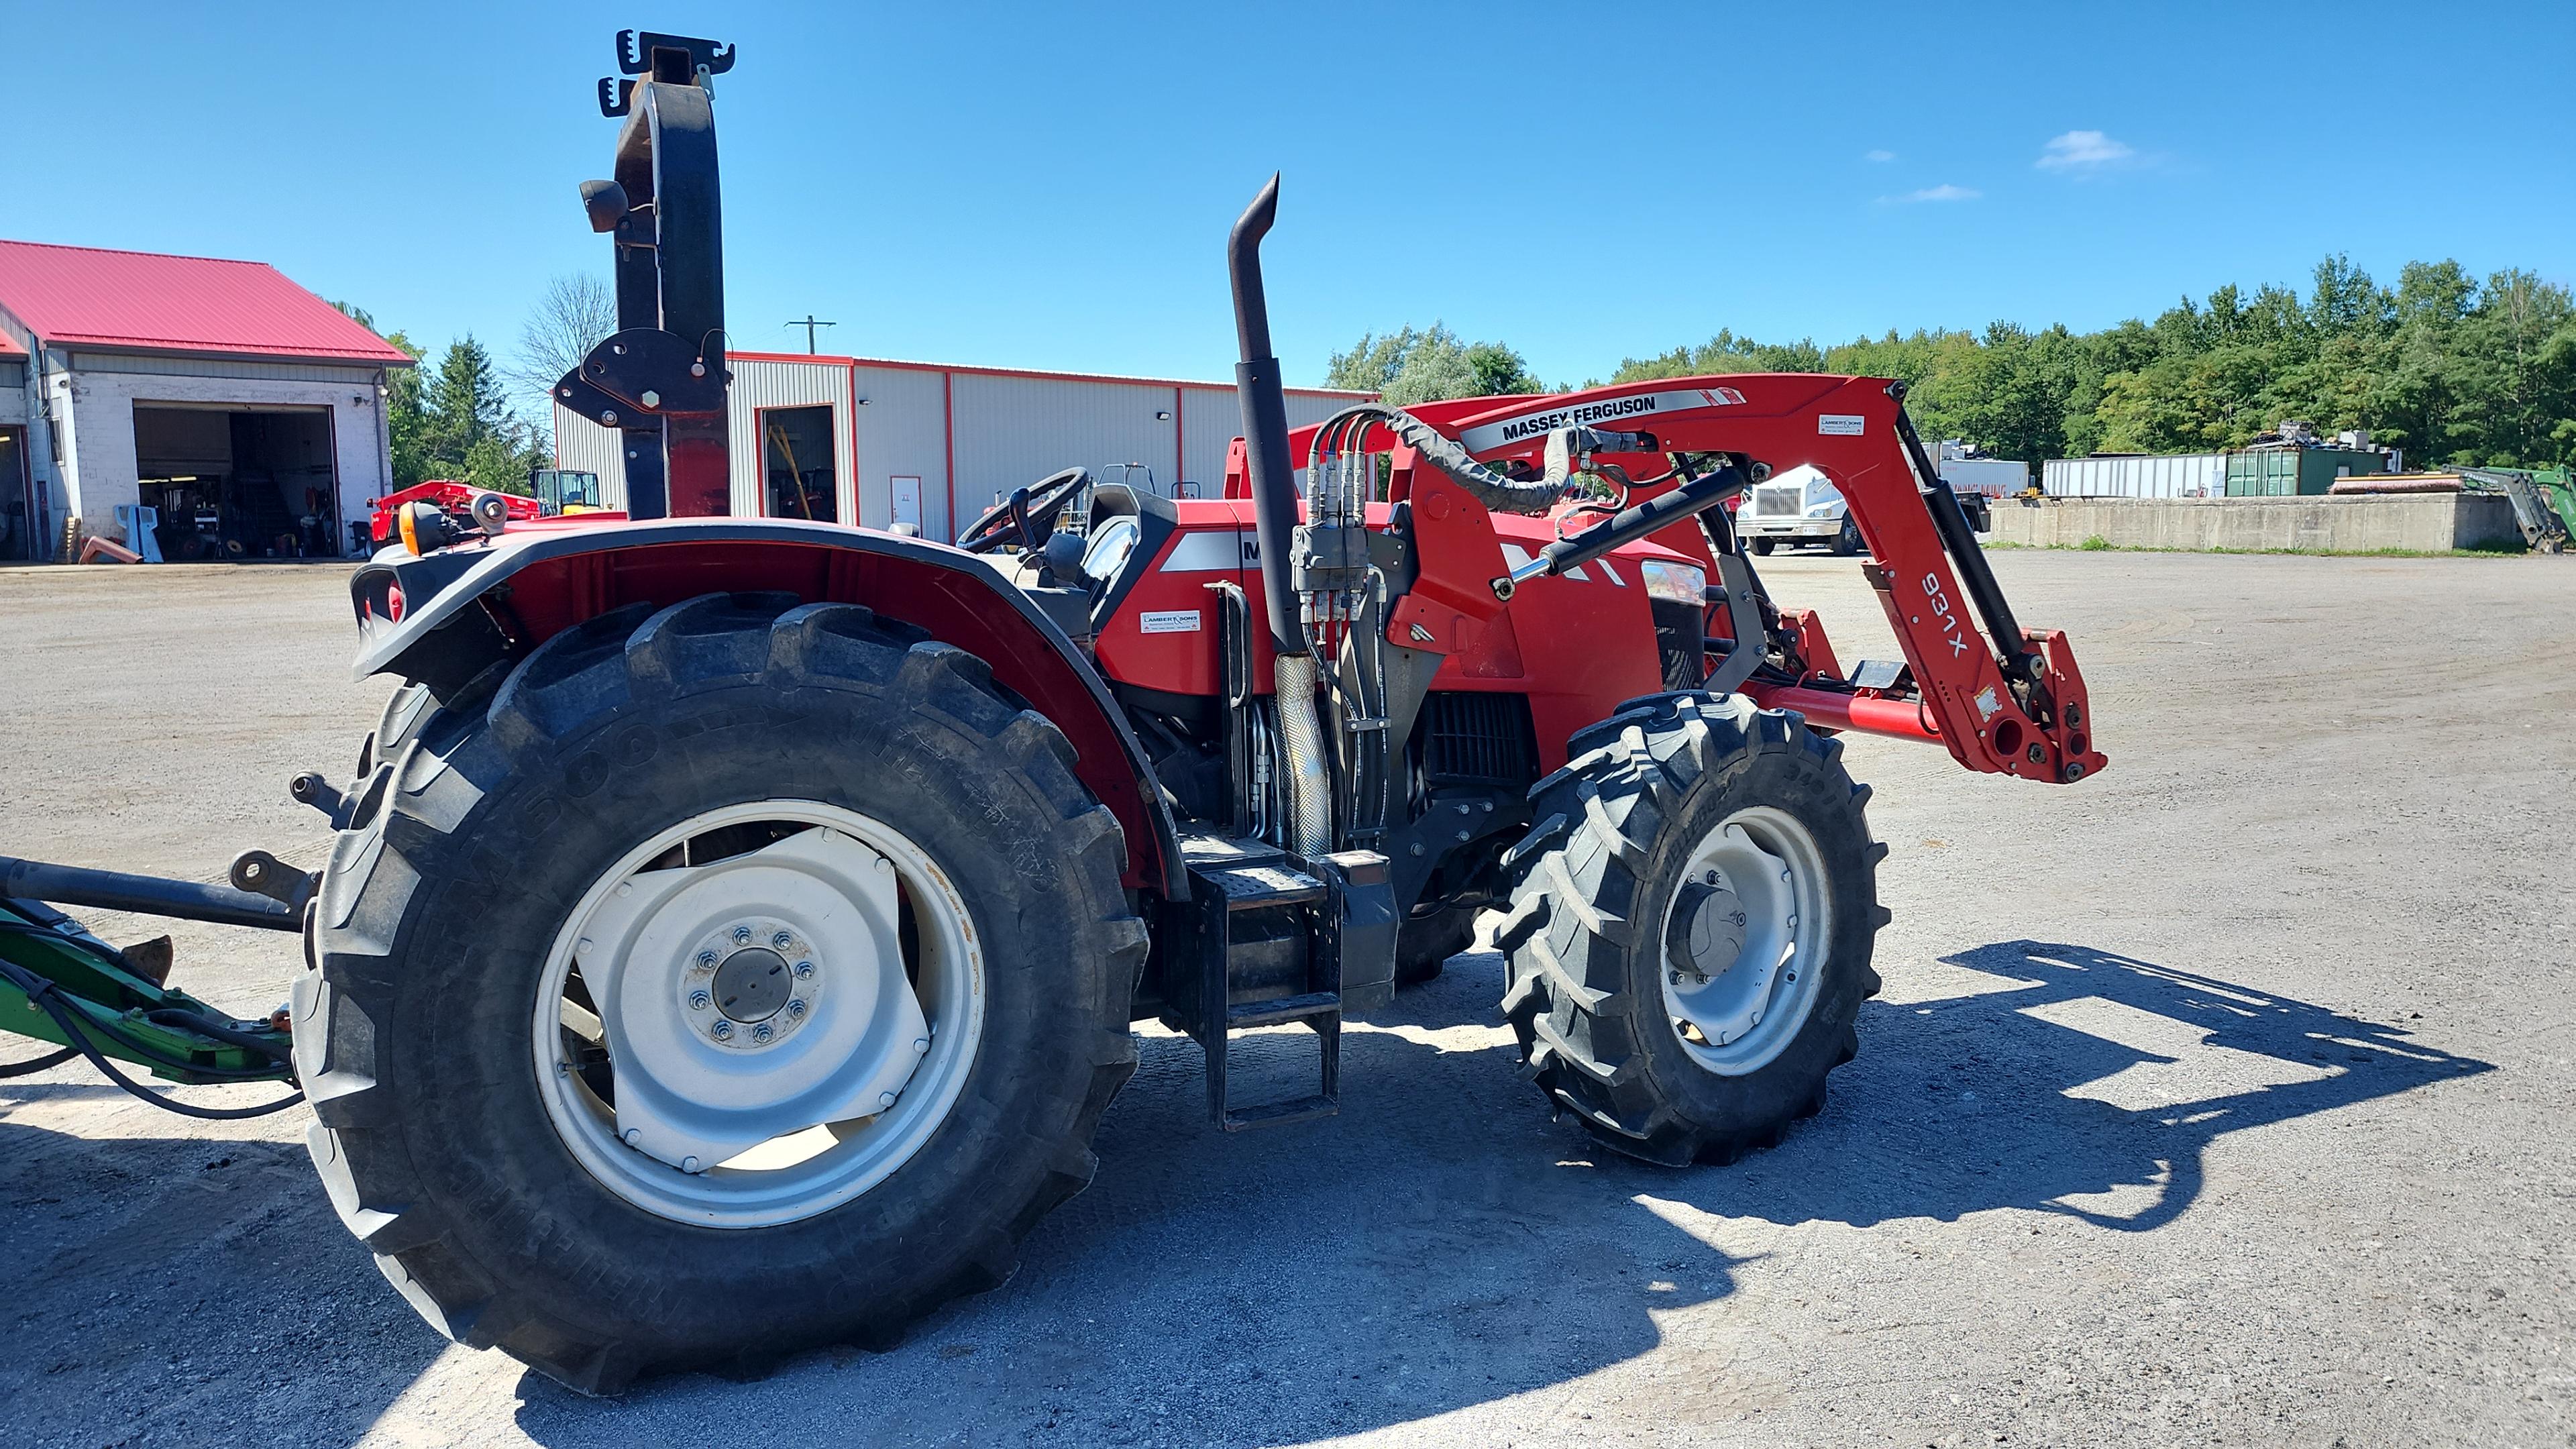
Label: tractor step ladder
xmin=1173 ymin=834 xmax=1341 ymax=1130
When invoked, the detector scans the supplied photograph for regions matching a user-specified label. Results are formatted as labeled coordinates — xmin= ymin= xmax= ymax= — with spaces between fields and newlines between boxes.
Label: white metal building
xmin=555 ymin=352 xmax=1373 ymax=543
xmin=0 ymin=239 xmax=413 ymax=562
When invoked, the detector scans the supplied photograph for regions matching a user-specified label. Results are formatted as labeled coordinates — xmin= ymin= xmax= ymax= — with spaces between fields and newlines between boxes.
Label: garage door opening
xmin=131 ymin=405 xmax=339 ymax=560
xmin=759 ymin=405 xmax=837 ymax=522
xmin=0 ymin=425 xmax=30 ymax=561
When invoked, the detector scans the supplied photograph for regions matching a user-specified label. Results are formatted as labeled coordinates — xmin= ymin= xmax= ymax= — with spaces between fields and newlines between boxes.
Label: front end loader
xmin=0 ymin=30 xmax=2106 ymax=1393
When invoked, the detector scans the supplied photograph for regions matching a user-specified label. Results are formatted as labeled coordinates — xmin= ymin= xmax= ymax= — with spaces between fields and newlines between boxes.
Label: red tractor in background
xmin=364 ymin=468 xmax=606 ymax=547
xmin=0 ymin=31 xmax=2103 ymax=1393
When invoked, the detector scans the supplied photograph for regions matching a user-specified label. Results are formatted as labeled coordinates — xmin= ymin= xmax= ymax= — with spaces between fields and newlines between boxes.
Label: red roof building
xmin=0 ymin=238 xmax=413 ymax=564
xmin=0 ymin=240 xmax=412 ymax=366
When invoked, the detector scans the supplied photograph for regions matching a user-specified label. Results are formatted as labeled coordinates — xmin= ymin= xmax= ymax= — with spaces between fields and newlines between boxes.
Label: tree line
xmin=1334 ymin=256 xmax=2576 ymax=470
xmin=335 ymin=275 xmax=618 ymax=496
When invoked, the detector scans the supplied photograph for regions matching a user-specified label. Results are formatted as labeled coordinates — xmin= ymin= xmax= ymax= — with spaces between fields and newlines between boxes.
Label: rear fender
xmin=347 ymin=519 xmax=1181 ymax=894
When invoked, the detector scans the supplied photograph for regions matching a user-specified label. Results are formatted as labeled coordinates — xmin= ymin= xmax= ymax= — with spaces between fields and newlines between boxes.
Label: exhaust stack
xmin=1228 ymin=174 xmax=1305 ymax=655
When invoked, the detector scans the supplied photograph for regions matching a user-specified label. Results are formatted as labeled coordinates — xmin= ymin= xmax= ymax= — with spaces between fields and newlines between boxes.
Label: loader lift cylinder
xmin=1890 ymin=399 xmax=2033 ymax=681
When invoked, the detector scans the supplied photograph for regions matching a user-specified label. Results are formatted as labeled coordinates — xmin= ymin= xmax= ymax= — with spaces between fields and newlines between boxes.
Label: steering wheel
xmin=959 ymin=468 xmax=1091 ymax=555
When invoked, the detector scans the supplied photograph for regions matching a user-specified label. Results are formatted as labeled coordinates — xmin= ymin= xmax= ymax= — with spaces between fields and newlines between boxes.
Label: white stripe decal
xmin=1456 ymin=386 xmax=1745 ymax=454
xmin=1157 ymin=529 xmax=1252 ymax=572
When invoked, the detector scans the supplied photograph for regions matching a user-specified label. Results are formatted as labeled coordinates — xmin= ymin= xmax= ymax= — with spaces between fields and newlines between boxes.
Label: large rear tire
xmin=1495 ymin=692 xmax=1884 ymax=1165
xmin=294 ymin=593 xmax=1144 ymax=1392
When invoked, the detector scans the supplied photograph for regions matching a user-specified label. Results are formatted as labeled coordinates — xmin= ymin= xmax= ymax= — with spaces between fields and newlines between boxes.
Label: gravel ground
xmin=1 ymin=551 xmax=2568 ymax=1448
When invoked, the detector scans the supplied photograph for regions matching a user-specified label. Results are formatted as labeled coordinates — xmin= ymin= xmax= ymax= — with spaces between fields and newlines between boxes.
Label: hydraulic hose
xmin=1306 ymin=403 xmax=1577 ymax=517
xmin=0 ymin=947 xmax=304 ymax=1120
xmin=0 ymin=1045 xmax=77 ymax=1078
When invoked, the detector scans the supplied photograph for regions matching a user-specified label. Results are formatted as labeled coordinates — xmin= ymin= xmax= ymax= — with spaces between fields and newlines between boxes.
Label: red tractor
xmin=0 ymin=32 xmax=2102 ymax=1393
xmin=364 ymin=470 xmax=608 ymax=548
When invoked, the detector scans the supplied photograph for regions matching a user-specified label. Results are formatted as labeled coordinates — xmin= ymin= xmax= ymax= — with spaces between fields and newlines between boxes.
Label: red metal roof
xmin=0 ymin=238 xmax=413 ymax=366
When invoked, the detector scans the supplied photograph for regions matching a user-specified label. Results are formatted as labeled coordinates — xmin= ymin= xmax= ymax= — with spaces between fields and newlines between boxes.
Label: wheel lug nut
xmin=688 ymin=989 xmax=712 ymax=1010
xmin=794 ymin=960 xmax=815 ymax=979
xmin=1704 ymin=869 xmax=1720 ymax=885
xmin=696 ymin=949 xmax=718 ymax=967
xmin=913 ymin=1037 xmax=929 ymax=1054
xmin=751 ymin=1022 xmax=774 ymax=1044
xmin=732 ymin=926 xmax=753 ymax=945
xmin=878 ymin=1091 xmax=897 ymax=1108
xmin=710 ymin=1021 xmax=733 ymax=1041
xmin=681 ymin=1156 xmax=700 ymax=1173
xmin=786 ymin=1000 xmax=806 ymax=1020
xmin=771 ymin=930 xmax=794 ymax=950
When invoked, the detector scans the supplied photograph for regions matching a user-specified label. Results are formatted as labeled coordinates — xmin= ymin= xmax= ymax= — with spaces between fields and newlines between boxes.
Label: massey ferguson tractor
xmin=0 ymin=32 xmax=2104 ymax=1393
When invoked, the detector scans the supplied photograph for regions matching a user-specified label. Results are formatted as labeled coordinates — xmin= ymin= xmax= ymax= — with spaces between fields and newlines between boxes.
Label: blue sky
xmin=8 ymin=1 xmax=2571 ymax=394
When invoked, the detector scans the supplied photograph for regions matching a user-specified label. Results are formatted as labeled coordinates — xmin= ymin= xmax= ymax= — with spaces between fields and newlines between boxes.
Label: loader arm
xmin=1322 ymin=374 xmax=2104 ymax=785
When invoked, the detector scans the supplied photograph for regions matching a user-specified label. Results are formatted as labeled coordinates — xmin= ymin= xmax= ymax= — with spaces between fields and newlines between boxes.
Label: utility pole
xmin=784 ymin=315 xmax=839 ymax=354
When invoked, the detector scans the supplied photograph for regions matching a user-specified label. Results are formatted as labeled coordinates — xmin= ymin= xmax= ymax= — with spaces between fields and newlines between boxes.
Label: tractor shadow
xmin=503 ymin=937 xmax=2489 ymax=1447
xmin=0 ymin=1107 xmax=455 ymax=1449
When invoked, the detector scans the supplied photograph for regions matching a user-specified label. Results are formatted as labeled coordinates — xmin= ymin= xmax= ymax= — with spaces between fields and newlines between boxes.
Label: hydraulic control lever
xmin=1493 ymin=462 xmax=1748 ymax=600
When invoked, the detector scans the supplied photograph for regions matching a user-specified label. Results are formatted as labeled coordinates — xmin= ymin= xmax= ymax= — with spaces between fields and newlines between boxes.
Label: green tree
xmin=1592 ymin=249 xmax=2576 ymax=469
xmin=382 ymin=331 xmax=434 ymax=487
xmin=403 ymin=336 xmax=549 ymax=493
xmin=426 ymin=337 xmax=509 ymax=458
xmin=1328 ymin=325 xmax=1550 ymax=405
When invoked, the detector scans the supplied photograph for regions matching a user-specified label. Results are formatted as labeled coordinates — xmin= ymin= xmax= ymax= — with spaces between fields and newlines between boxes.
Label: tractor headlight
xmin=1638 ymin=559 xmax=1705 ymax=607
xmin=1805 ymin=501 xmax=1845 ymax=519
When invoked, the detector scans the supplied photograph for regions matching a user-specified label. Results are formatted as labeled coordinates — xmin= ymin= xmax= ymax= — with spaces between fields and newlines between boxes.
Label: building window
xmin=759 ymin=405 xmax=837 ymax=523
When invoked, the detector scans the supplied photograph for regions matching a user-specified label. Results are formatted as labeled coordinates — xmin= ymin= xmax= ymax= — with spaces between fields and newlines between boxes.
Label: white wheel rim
xmin=1658 ymin=805 xmax=1829 ymax=1076
xmin=533 ymin=800 xmax=985 ymax=1228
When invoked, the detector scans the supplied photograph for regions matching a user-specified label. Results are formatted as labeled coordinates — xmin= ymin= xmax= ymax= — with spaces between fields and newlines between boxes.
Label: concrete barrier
xmin=1986 ymin=493 xmax=2525 ymax=553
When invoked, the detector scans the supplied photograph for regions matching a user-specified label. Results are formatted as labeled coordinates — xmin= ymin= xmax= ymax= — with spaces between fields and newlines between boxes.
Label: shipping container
xmin=1937 ymin=456 xmax=2029 ymax=498
xmin=2041 ymin=453 xmax=2226 ymax=498
xmin=2223 ymin=447 xmax=2384 ymax=496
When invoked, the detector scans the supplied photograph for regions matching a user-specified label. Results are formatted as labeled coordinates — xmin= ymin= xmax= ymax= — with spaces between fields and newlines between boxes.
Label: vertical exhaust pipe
xmin=1228 ymin=174 xmax=1305 ymax=657
xmin=1229 ymin=174 xmax=1330 ymax=855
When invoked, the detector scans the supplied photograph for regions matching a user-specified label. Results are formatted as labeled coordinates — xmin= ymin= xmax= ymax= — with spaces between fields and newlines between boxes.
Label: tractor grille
xmin=1419 ymin=692 xmax=1539 ymax=789
xmin=1749 ymin=483 xmax=1801 ymax=516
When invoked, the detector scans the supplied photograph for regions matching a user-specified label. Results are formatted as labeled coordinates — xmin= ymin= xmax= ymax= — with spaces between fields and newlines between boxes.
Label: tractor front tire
xmin=1748 ymin=537 xmax=1776 ymax=556
xmin=1496 ymin=693 xmax=1884 ymax=1165
xmin=295 ymin=594 xmax=1144 ymax=1392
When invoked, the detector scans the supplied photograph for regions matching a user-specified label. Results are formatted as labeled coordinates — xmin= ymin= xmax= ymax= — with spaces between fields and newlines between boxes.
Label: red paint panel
xmin=1091 ymin=501 xmax=1254 ymax=696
